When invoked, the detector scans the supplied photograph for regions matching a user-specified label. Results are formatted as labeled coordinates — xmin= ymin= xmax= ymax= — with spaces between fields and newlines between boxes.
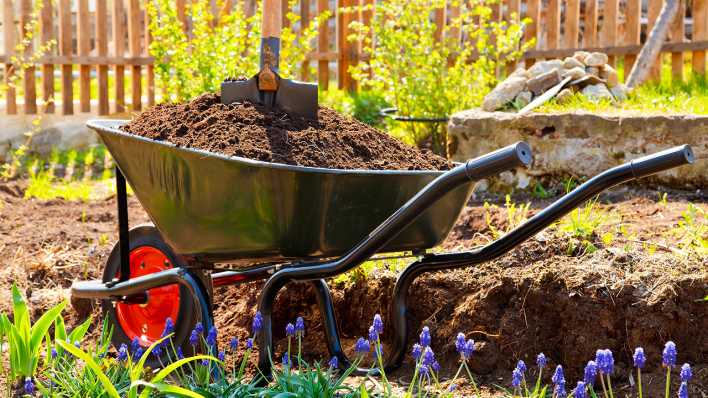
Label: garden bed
xmin=0 ymin=180 xmax=705 ymax=395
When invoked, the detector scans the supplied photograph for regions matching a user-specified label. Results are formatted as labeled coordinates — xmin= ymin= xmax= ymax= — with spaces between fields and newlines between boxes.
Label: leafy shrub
xmin=147 ymin=0 xmax=329 ymax=102
xmin=346 ymin=0 xmax=532 ymax=156
xmin=320 ymin=88 xmax=390 ymax=128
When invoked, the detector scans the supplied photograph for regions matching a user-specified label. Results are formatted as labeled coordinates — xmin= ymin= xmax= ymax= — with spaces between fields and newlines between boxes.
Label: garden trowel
xmin=220 ymin=0 xmax=318 ymax=119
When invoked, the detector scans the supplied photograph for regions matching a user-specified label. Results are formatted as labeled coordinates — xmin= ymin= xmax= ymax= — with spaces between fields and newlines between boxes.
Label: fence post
xmin=670 ymin=0 xmax=685 ymax=82
xmin=317 ymin=0 xmax=330 ymax=89
xmin=145 ymin=5 xmax=155 ymax=106
xmin=97 ymin=0 xmax=109 ymax=115
xmin=525 ymin=0 xmax=540 ymax=67
xmin=647 ymin=0 xmax=663 ymax=81
xmin=601 ymin=0 xmax=619 ymax=66
xmin=128 ymin=0 xmax=142 ymax=111
xmin=301 ymin=0 xmax=310 ymax=81
xmin=41 ymin=0 xmax=54 ymax=113
xmin=624 ymin=0 xmax=641 ymax=77
xmin=564 ymin=0 xmax=580 ymax=49
xmin=693 ymin=0 xmax=707 ymax=75
xmin=20 ymin=0 xmax=36 ymax=114
xmin=78 ymin=0 xmax=91 ymax=112
xmin=547 ymin=0 xmax=560 ymax=49
xmin=59 ymin=0 xmax=73 ymax=115
xmin=114 ymin=0 xmax=126 ymax=113
xmin=338 ymin=0 xmax=355 ymax=91
xmin=584 ymin=0 xmax=598 ymax=47
xmin=4 ymin=0 xmax=17 ymax=115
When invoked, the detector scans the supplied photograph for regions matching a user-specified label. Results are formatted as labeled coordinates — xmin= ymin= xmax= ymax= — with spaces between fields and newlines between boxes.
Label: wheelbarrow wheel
xmin=101 ymin=224 xmax=205 ymax=361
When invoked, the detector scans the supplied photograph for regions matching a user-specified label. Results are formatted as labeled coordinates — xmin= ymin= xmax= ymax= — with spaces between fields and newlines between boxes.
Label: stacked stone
xmin=481 ymin=51 xmax=630 ymax=112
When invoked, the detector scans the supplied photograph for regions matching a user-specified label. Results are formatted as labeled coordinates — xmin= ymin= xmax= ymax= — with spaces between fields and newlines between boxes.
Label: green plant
xmin=147 ymin=0 xmax=329 ymax=102
xmin=347 ymin=0 xmax=532 ymax=156
xmin=484 ymin=195 xmax=531 ymax=239
xmin=0 ymin=284 xmax=66 ymax=381
xmin=672 ymin=203 xmax=707 ymax=256
xmin=555 ymin=198 xmax=612 ymax=255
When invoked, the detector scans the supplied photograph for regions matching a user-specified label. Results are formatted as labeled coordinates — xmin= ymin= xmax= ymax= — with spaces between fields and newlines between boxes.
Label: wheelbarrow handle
xmin=463 ymin=141 xmax=533 ymax=180
xmin=630 ymin=144 xmax=695 ymax=179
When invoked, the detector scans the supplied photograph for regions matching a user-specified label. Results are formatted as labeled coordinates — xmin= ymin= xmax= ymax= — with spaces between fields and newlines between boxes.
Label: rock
xmin=573 ymin=51 xmax=590 ymax=64
xmin=586 ymin=66 xmax=601 ymax=78
xmin=527 ymin=60 xmax=563 ymax=78
xmin=509 ymin=67 xmax=529 ymax=79
xmin=482 ymin=76 xmax=528 ymax=111
xmin=562 ymin=66 xmax=587 ymax=80
xmin=601 ymin=64 xmax=619 ymax=87
xmin=584 ymin=52 xmax=608 ymax=67
xmin=527 ymin=69 xmax=562 ymax=96
xmin=555 ymin=88 xmax=574 ymax=104
xmin=515 ymin=90 xmax=533 ymax=107
xmin=569 ymin=74 xmax=606 ymax=88
xmin=610 ymin=83 xmax=629 ymax=101
xmin=563 ymin=57 xmax=585 ymax=69
xmin=582 ymin=83 xmax=614 ymax=100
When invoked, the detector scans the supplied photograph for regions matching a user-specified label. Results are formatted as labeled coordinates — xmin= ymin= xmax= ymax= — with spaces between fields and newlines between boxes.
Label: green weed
xmin=672 ymin=203 xmax=708 ymax=256
xmin=484 ymin=195 xmax=531 ymax=239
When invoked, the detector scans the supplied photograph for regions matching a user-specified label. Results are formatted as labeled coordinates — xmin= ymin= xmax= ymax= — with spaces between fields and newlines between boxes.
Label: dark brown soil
xmin=1 ymin=180 xmax=705 ymax=396
xmin=121 ymin=94 xmax=451 ymax=171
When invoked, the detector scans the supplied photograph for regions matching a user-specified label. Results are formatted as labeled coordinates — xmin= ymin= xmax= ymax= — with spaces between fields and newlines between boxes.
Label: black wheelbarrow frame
xmin=71 ymin=121 xmax=694 ymax=376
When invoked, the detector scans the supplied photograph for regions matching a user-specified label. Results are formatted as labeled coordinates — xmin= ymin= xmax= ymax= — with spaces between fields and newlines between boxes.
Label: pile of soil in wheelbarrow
xmin=121 ymin=94 xmax=451 ymax=171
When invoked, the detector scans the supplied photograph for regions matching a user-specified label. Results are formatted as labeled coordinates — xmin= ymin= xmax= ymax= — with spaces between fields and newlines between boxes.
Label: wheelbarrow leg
xmin=116 ymin=167 xmax=130 ymax=283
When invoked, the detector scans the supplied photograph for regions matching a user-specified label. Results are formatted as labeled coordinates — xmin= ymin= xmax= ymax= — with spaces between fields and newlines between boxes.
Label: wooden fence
xmin=1 ymin=0 xmax=707 ymax=115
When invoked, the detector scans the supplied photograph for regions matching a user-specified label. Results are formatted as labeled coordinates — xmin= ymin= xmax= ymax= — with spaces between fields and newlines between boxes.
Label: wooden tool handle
xmin=262 ymin=0 xmax=282 ymax=38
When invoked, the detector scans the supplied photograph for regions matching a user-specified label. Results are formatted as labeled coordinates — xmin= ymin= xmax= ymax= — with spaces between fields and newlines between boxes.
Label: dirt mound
xmin=121 ymin=94 xmax=451 ymax=171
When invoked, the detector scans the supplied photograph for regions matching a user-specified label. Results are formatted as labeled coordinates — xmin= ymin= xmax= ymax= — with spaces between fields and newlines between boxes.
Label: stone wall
xmin=448 ymin=109 xmax=707 ymax=189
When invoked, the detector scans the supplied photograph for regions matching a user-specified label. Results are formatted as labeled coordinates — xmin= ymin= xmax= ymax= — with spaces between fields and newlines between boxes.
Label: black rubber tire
xmin=101 ymin=224 xmax=204 ymax=361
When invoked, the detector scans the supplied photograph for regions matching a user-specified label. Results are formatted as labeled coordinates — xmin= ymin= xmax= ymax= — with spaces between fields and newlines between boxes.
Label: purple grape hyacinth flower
xmin=24 ymin=377 xmax=34 ymax=395
xmin=633 ymin=347 xmax=646 ymax=369
xmin=135 ymin=347 xmax=144 ymax=359
xmin=511 ymin=368 xmax=523 ymax=388
xmin=419 ymin=326 xmax=431 ymax=347
xmin=552 ymin=365 xmax=565 ymax=385
xmin=246 ymin=338 xmax=254 ymax=349
xmin=230 ymin=337 xmax=239 ymax=351
xmin=412 ymin=343 xmax=423 ymax=361
xmin=218 ymin=351 xmax=226 ymax=362
xmin=583 ymin=360 xmax=598 ymax=386
xmin=162 ymin=317 xmax=174 ymax=336
xmin=373 ymin=314 xmax=384 ymax=335
xmin=252 ymin=312 xmax=263 ymax=334
xmin=449 ymin=383 xmax=457 ymax=392
xmin=455 ymin=333 xmax=466 ymax=354
xmin=117 ymin=343 xmax=128 ymax=362
xmin=596 ymin=349 xmax=614 ymax=374
xmin=131 ymin=337 xmax=141 ymax=354
xmin=422 ymin=346 xmax=435 ymax=366
xmin=663 ymin=341 xmax=677 ymax=368
xmin=328 ymin=356 xmax=339 ymax=369
xmin=420 ymin=364 xmax=429 ymax=378
xmin=678 ymin=382 xmax=688 ymax=398
xmin=517 ymin=359 xmax=527 ymax=373
xmin=432 ymin=361 xmax=440 ymax=373
xmin=574 ymin=381 xmax=587 ymax=398
xmin=285 ymin=323 xmax=295 ymax=337
xmin=295 ymin=316 xmax=305 ymax=335
xmin=282 ymin=354 xmax=290 ymax=367
xmin=555 ymin=382 xmax=567 ymax=398
xmin=207 ymin=326 xmax=218 ymax=348
xmin=189 ymin=329 xmax=200 ymax=347
xmin=195 ymin=322 xmax=204 ymax=335
xmin=463 ymin=339 xmax=475 ymax=360
xmin=368 ymin=326 xmax=378 ymax=344
xmin=176 ymin=347 xmax=184 ymax=359
xmin=537 ymin=353 xmax=547 ymax=369
xmin=51 ymin=347 xmax=58 ymax=359
xmin=680 ymin=363 xmax=692 ymax=382
xmin=355 ymin=337 xmax=370 ymax=355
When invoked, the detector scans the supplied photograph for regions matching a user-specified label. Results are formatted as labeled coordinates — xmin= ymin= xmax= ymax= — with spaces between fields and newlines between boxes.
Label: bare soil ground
xmin=0 ymin=180 xmax=705 ymax=397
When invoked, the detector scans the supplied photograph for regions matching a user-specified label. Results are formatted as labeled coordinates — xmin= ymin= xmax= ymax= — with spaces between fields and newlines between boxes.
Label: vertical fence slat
xmin=128 ymin=0 xmax=141 ymax=111
xmin=282 ymin=0 xmax=289 ymax=29
xmin=525 ymin=0 xmax=540 ymax=66
xmin=300 ymin=0 xmax=310 ymax=80
xmin=623 ymin=0 xmax=641 ymax=77
xmin=78 ymin=0 xmax=91 ymax=112
xmin=338 ymin=0 xmax=355 ymax=91
xmin=601 ymin=0 xmax=618 ymax=65
xmin=584 ymin=0 xmax=598 ymax=46
xmin=647 ymin=0 xmax=663 ymax=81
xmin=59 ymin=0 xmax=73 ymax=114
xmin=176 ymin=0 xmax=187 ymax=31
xmin=565 ymin=0 xmax=580 ymax=48
xmin=113 ymin=0 xmax=126 ymax=112
xmin=97 ymin=0 xmax=109 ymax=115
xmin=693 ymin=0 xmax=707 ymax=75
xmin=317 ymin=0 xmax=329 ymax=89
xmin=434 ymin=2 xmax=445 ymax=42
xmin=20 ymin=0 xmax=36 ymax=114
xmin=670 ymin=0 xmax=685 ymax=82
xmin=548 ymin=0 xmax=561 ymax=49
xmin=41 ymin=0 xmax=54 ymax=113
xmin=145 ymin=5 xmax=155 ymax=106
xmin=4 ymin=0 xmax=17 ymax=114
xmin=506 ymin=0 xmax=520 ymax=73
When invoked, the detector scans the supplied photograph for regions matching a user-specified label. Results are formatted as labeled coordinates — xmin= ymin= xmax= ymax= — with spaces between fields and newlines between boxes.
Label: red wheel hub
xmin=115 ymin=246 xmax=181 ymax=347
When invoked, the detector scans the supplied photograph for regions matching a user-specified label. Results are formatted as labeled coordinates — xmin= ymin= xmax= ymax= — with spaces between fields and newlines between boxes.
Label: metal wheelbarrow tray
xmin=72 ymin=119 xmax=695 ymax=377
xmin=89 ymin=119 xmax=474 ymax=261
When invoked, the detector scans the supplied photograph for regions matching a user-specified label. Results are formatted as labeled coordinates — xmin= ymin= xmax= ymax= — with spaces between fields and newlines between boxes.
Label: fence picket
xmin=59 ymin=0 xmax=72 ymax=114
xmin=524 ymin=0 xmax=540 ymax=66
xmin=40 ymin=0 xmax=53 ymax=113
xmin=97 ymin=0 xmax=109 ymax=115
xmin=128 ymin=0 xmax=141 ymax=111
xmin=584 ymin=0 xmax=598 ymax=46
xmin=548 ymin=0 xmax=561 ymax=49
xmin=113 ymin=0 xmax=125 ymax=113
xmin=647 ymin=0 xmax=663 ymax=81
xmin=145 ymin=5 xmax=155 ymax=106
xmin=317 ymin=0 xmax=329 ymax=89
xmin=4 ymin=0 xmax=17 ymax=114
xmin=19 ymin=0 xmax=36 ymax=114
xmin=670 ymin=0 xmax=685 ymax=82
xmin=602 ymin=0 xmax=619 ymax=65
xmin=78 ymin=0 xmax=91 ymax=112
xmin=300 ymin=0 xmax=310 ymax=80
xmin=694 ymin=0 xmax=707 ymax=75
xmin=565 ymin=0 xmax=580 ymax=48
xmin=624 ymin=0 xmax=641 ymax=77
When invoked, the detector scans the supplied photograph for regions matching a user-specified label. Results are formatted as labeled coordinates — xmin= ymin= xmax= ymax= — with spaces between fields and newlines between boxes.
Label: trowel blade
xmin=276 ymin=79 xmax=318 ymax=120
xmin=220 ymin=78 xmax=260 ymax=105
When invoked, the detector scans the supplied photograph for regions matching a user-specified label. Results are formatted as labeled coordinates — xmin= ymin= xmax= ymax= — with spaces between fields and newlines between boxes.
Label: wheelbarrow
xmin=71 ymin=119 xmax=694 ymax=375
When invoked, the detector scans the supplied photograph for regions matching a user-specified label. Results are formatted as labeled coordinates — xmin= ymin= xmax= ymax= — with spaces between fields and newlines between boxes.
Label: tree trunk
xmin=625 ymin=0 xmax=680 ymax=88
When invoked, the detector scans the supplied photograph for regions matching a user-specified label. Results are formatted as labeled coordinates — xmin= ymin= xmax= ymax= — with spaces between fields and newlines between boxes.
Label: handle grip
xmin=464 ymin=141 xmax=533 ymax=181
xmin=630 ymin=145 xmax=695 ymax=179
xmin=262 ymin=0 xmax=282 ymax=38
